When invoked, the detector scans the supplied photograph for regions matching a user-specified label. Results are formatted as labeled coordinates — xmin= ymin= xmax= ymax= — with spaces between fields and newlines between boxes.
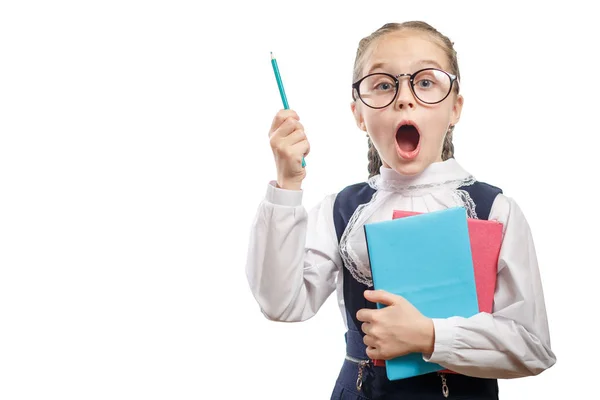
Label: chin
xmin=391 ymin=159 xmax=428 ymax=176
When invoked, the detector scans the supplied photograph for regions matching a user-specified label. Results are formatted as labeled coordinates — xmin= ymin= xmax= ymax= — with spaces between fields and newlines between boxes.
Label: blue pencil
xmin=271 ymin=52 xmax=305 ymax=168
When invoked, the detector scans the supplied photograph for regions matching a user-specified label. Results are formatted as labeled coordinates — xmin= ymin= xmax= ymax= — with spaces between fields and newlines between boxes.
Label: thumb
xmin=364 ymin=289 xmax=399 ymax=306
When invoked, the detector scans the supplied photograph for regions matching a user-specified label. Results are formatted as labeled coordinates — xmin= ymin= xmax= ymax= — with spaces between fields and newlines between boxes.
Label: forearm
xmin=246 ymin=200 xmax=310 ymax=320
xmin=427 ymin=313 xmax=555 ymax=378
xmin=245 ymin=183 xmax=339 ymax=321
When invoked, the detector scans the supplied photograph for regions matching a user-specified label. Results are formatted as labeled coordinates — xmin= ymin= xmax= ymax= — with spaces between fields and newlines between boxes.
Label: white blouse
xmin=245 ymin=159 xmax=556 ymax=379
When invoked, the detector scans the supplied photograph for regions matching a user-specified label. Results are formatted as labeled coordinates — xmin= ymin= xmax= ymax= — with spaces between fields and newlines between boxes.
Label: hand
xmin=356 ymin=290 xmax=435 ymax=360
xmin=268 ymin=109 xmax=310 ymax=190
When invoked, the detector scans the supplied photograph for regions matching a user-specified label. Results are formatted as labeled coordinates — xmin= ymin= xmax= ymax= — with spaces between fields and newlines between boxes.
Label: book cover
xmin=392 ymin=210 xmax=503 ymax=314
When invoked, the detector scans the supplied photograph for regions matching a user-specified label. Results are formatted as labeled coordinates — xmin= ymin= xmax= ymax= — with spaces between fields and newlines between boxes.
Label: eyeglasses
xmin=352 ymin=68 xmax=459 ymax=109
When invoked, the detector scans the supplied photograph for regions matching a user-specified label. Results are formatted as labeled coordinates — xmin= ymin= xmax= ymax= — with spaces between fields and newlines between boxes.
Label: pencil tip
xmin=271 ymin=52 xmax=275 ymax=59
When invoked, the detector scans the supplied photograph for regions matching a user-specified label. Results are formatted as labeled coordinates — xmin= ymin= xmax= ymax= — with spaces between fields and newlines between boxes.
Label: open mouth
xmin=395 ymin=122 xmax=421 ymax=158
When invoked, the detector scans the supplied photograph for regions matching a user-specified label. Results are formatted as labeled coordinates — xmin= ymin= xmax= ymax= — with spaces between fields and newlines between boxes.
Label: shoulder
xmin=462 ymin=180 xmax=504 ymax=198
xmin=332 ymin=182 xmax=375 ymax=216
xmin=334 ymin=181 xmax=375 ymax=205
xmin=489 ymin=192 xmax=531 ymax=233
xmin=336 ymin=181 xmax=373 ymax=195
xmin=460 ymin=180 xmax=504 ymax=220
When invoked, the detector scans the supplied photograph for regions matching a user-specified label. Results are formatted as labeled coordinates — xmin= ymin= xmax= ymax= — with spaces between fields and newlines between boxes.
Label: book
xmin=363 ymin=207 xmax=480 ymax=380
xmin=392 ymin=210 xmax=503 ymax=314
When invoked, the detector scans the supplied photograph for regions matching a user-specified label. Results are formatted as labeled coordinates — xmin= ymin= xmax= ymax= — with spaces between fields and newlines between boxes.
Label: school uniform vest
xmin=331 ymin=180 xmax=502 ymax=400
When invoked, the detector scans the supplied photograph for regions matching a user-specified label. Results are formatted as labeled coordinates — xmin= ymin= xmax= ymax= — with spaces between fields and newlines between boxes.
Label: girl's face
xmin=352 ymin=30 xmax=463 ymax=176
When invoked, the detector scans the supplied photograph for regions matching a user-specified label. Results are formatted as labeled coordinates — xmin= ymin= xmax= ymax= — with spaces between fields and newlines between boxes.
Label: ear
xmin=351 ymin=101 xmax=367 ymax=132
xmin=450 ymin=94 xmax=464 ymax=126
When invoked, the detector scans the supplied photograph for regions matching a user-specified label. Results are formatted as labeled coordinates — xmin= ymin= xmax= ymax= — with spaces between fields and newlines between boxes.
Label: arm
xmin=424 ymin=194 xmax=556 ymax=378
xmin=245 ymin=182 xmax=341 ymax=322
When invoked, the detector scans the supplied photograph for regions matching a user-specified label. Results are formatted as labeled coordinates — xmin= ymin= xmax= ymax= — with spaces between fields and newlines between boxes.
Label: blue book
xmin=363 ymin=207 xmax=479 ymax=380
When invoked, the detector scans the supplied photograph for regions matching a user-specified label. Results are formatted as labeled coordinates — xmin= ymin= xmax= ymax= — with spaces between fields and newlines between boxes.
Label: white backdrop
xmin=1 ymin=1 xmax=598 ymax=399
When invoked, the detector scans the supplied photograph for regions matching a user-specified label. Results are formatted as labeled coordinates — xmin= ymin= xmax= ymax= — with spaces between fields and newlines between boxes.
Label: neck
xmin=371 ymin=158 xmax=474 ymax=193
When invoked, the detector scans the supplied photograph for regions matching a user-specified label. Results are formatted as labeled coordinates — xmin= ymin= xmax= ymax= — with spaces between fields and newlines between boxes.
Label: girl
xmin=245 ymin=21 xmax=556 ymax=399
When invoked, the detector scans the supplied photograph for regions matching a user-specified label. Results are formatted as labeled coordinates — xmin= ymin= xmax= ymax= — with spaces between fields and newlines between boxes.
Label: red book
xmin=392 ymin=210 xmax=503 ymax=374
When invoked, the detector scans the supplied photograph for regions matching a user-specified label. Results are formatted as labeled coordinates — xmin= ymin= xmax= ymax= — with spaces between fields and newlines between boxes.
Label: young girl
xmin=245 ymin=21 xmax=556 ymax=399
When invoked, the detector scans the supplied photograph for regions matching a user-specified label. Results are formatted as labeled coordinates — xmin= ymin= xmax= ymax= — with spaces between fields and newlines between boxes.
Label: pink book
xmin=392 ymin=210 xmax=503 ymax=313
xmin=392 ymin=210 xmax=503 ymax=375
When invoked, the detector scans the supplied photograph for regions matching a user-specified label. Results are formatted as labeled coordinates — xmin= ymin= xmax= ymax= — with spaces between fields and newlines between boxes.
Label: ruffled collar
xmin=367 ymin=158 xmax=475 ymax=193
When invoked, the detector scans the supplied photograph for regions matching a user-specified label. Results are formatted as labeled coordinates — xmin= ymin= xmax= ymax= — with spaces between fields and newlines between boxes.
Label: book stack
xmin=363 ymin=207 xmax=503 ymax=380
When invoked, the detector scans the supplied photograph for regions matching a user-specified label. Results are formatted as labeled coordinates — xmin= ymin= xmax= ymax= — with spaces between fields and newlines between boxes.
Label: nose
xmin=394 ymin=77 xmax=415 ymax=110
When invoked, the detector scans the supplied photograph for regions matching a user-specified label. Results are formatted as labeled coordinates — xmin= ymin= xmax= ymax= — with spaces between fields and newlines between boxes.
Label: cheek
xmin=363 ymin=110 xmax=393 ymax=134
xmin=363 ymin=120 xmax=383 ymax=140
xmin=423 ymin=107 xmax=453 ymax=134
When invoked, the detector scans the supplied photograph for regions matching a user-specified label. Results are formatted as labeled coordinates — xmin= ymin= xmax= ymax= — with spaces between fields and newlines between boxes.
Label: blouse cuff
xmin=423 ymin=317 xmax=459 ymax=365
xmin=265 ymin=180 xmax=303 ymax=207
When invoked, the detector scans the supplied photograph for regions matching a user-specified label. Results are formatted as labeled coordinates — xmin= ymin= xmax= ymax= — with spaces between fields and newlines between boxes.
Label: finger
xmin=356 ymin=308 xmax=375 ymax=323
xmin=282 ymin=129 xmax=309 ymax=159
xmin=283 ymin=127 xmax=307 ymax=146
xmin=365 ymin=346 xmax=379 ymax=360
xmin=271 ymin=118 xmax=303 ymax=140
xmin=291 ymin=140 xmax=310 ymax=162
xmin=270 ymin=110 xmax=299 ymax=133
xmin=364 ymin=289 xmax=400 ymax=307
xmin=282 ymin=141 xmax=309 ymax=167
xmin=270 ymin=109 xmax=299 ymax=133
xmin=291 ymin=135 xmax=311 ymax=158
xmin=363 ymin=334 xmax=375 ymax=348
xmin=360 ymin=322 xmax=372 ymax=336
xmin=304 ymin=138 xmax=311 ymax=157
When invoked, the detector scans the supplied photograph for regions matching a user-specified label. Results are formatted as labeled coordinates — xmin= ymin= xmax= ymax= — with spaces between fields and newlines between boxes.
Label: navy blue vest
xmin=331 ymin=181 xmax=502 ymax=399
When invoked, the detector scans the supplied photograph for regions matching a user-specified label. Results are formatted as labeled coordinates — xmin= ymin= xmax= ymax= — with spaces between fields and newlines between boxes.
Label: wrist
xmin=419 ymin=317 xmax=435 ymax=355
xmin=277 ymin=178 xmax=302 ymax=191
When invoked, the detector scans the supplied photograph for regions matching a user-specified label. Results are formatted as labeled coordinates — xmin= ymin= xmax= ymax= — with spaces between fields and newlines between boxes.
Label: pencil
xmin=271 ymin=52 xmax=305 ymax=168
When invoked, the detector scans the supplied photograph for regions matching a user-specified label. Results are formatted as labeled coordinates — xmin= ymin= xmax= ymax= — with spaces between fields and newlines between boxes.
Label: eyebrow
xmin=365 ymin=59 xmax=446 ymax=75
xmin=415 ymin=59 xmax=445 ymax=70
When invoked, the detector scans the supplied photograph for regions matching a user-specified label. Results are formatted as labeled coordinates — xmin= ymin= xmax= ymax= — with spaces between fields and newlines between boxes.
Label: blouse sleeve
xmin=245 ymin=181 xmax=341 ymax=322
xmin=423 ymin=194 xmax=556 ymax=378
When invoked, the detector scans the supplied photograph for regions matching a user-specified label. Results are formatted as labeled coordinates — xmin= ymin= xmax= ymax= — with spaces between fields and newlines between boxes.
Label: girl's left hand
xmin=356 ymin=290 xmax=435 ymax=360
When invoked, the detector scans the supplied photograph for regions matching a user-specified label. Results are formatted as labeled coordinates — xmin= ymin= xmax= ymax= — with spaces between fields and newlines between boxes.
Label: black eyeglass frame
xmin=352 ymin=68 xmax=459 ymax=109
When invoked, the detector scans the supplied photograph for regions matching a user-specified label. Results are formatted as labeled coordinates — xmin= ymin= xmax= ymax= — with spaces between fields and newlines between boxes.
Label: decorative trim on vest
xmin=333 ymin=182 xmax=376 ymax=244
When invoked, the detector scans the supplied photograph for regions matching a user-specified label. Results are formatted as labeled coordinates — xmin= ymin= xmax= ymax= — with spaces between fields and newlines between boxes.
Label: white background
xmin=0 ymin=1 xmax=598 ymax=399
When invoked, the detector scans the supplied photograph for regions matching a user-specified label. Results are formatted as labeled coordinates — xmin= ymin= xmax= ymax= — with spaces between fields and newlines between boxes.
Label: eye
xmin=416 ymin=79 xmax=434 ymax=89
xmin=375 ymin=82 xmax=394 ymax=91
xmin=359 ymin=74 xmax=396 ymax=95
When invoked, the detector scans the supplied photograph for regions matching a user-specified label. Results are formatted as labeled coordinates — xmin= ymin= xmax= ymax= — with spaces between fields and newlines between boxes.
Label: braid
xmin=367 ymin=137 xmax=382 ymax=178
xmin=441 ymin=125 xmax=455 ymax=161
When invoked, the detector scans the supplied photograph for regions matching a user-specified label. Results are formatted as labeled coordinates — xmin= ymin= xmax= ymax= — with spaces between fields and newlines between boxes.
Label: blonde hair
xmin=353 ymin=21 xmax=460 ymax=178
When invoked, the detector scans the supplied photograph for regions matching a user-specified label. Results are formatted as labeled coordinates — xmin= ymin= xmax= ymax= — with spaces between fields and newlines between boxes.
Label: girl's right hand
xmin=268 ymin=109 xmax=310 ymax=191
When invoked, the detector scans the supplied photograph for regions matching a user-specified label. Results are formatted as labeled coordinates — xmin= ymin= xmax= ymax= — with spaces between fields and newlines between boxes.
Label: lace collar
xmin=367 ymin=158 xmax=476 ymax=193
